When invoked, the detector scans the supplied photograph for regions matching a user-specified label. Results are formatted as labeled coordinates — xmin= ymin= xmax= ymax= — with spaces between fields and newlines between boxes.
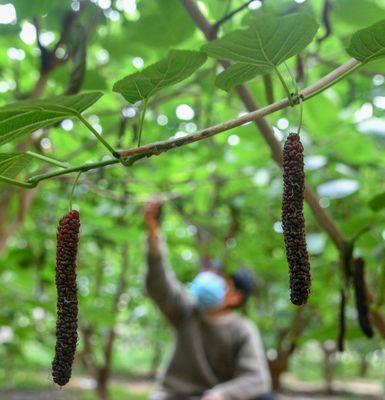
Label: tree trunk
xmin=358 ymin=354 xmax=369 ymax=377
xmin=92 ymin=243 xmax=129 ymax=400
xmin=149 ymin=341 xmax=163 ymax=378
xmin=323 ymin=348 xmax=334 ymax=394
xmin=268 ymin=357 xmax=288 ymax=391
xmin=78 ymin=324 xmax=95 ymax=376
xmin=96 ymin=367 xmax=109 ymax=400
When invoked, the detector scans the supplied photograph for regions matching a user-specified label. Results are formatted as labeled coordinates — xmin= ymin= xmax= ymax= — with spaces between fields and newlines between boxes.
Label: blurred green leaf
xmin=125 ymin=0 xmax=196 ymax=49
xmin=11 ymin=0 xmax=55 ymax=20
xmin=369 ymin=192 xmax=385 ymax=212
xmin=83 ymin=69 xmax=108 ymax=91
xmin=347 ymin=19 xmax=385 ymax=63
xmin=0 ymin=91 xmax=103 ymax=146
xmin=341 ymin=213 xmax=383 ymax=238
xmin=333 ymin=0 xmax=385 ymax=30
xmin=0 ymin=152 xmax=32 ymax=178
xmin=112 ymin=50 xmax=207 ymax=104
xmin=202 ymin=12 xmax=319 ymax=91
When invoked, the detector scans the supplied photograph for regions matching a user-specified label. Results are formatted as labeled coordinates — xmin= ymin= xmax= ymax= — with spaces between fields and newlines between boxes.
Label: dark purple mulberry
xmin=282 ymin=133 xmax=311 ymax=305
xmin=52 ymin=210 xmax=80 ymax=386
xmin=353 ymin=257 xmax=374 ymax=338
xmin=337 ymin=290 xmax=346 ymax=352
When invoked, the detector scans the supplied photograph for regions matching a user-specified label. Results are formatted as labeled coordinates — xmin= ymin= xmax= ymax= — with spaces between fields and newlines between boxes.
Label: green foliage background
xmin=0 ymin=0 xmax=385 ymax=397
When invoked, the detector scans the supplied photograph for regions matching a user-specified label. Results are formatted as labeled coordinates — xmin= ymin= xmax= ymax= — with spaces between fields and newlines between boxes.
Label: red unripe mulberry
xmin=52 ymin=210 xmax=80 ymax=386
xmin=282 ymin=133 xmax=311 ymax=305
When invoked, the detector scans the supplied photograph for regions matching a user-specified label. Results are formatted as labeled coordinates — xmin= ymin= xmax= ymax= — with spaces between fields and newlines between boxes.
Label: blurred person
xmin=143 ymin=199 xmax=275 ymax=400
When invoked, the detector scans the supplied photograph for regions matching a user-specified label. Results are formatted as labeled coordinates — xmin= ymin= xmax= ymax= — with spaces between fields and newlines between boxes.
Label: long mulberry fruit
xmin=337 ymin=290 xmax=346 ymax=352
xmin=282 ymin=133 xmax=311 ymax=305
xmin=353 ymin=257 xmax=374 ymax=338
xmin=52 ymin=210 xmax=80 ymax=386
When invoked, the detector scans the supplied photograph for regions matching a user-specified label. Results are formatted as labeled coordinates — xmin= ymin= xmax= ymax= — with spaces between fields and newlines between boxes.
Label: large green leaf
xmin=0 ymin=153 xmax=32 ymax=178
xmin=0 ymin=91 xmax=103 ymax=146
xmin=346 ymin=19 xmax=385 ymax=63
xmin=113 ymin=50 xmax=207 ymax=104
xmin=202 ymin=12 xmax=319 ymax=91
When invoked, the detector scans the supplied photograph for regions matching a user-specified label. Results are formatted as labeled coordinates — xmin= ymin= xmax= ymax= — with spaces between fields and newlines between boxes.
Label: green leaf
xmin=333 ymin=0 xmax=385 ymax=31
xmin=346 ymin=19 xmax=385 ymax=63
xmin=369 ymin=191 xmax=385 ymax=212
xmin=11 ymin=0 xmax=55 ymax=20
xmin=215 ymin=63 xmax=271 ymax=92
xmin=0 ymin=153 xmax=32 ymax=178
xmin=112 ymin=50 xmax=207 ymax=104
xmin=125 ymin=0 xmax=196 ymax=49
xmin=202 ymin=12 xmax=319 ymax=91
xmin=0 ymin=91 xmax=103 ymax=146
xmin=341 ymin=213 xmax=382 ymax=238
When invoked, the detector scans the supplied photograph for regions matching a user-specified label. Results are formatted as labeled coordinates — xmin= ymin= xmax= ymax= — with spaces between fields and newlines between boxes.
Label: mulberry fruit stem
xmin=52 ymin=210 xmax=80 ymax=386
xmin=282 ymin=133 xmax=311 ymax=305
xmin=353 ymin=257 xmax=374 ymax=338
xmin=69 ymin=172 xmax=82 ymax=211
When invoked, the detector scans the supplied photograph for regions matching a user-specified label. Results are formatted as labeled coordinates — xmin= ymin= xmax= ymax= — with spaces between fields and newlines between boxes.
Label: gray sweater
xmin=145 ymin=235 xmax=272 ymax=400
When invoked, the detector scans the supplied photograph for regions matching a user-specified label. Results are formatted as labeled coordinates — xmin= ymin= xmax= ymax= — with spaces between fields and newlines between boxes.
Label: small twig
xmin=210 ymin=0 xmax=255 ymax=38
xmin=274 ymin=66 xmax=294 ymax=106
xmin=137 ymin=98 xmax=149 ymax=147
xmin=27 ymin=158 xmax=120 ymax=185
xmin=26 ymin=151 xmax=69 ymax=169
xmin=296 ymin=53 xmax=305 ymax=83
xmin=262 ymin=74 xmax=274 ymax=104
xmin=77 ymin=114 xmax=119 ymax=158
xmin=296 ymin=96 xmax=303 ymax=135
xmin=69 ymin=171 xmax=82 ymax=210
xmin=317 ymin=0 xmax=332 ymax=45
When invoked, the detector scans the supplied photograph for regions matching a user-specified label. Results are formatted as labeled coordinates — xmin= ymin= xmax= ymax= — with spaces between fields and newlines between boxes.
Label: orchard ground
xmin=0 ymin=343 xmax=384 ymax=399
xmin=0 ymin=374 xmax=383 ymax=400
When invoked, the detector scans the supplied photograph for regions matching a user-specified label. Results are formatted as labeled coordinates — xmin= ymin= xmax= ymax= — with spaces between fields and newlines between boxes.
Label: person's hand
xmin=143 ymin=197 xmax=163 ymax=232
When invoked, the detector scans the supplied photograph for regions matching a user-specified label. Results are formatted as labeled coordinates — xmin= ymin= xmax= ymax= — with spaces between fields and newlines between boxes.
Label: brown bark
xmin=96 ymin=367 xmax=109 ymax=400
xmin=268 ymin=308 xmax=310 ymax=390
xmin=78 ymin=324 xmax=96 ymax=375
xmin=268 ymin=350 xmax=292 ymax=391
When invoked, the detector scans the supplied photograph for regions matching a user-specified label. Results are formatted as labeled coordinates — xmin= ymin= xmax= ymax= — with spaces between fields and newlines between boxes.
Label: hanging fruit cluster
xmin=352 ymin=257 xmax=374 ymax=338
xmin=337 ymin=290 xmax=346 ymax=352
xmin=282 ymin=133 xmax=311 ymax=306
xmin=52 ymin=210 xmax=80 ymax=386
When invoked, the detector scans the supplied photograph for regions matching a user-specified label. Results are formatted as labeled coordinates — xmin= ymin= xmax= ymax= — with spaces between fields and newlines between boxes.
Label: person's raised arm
xmin=144 ymin=198 xmax=194 ymax=327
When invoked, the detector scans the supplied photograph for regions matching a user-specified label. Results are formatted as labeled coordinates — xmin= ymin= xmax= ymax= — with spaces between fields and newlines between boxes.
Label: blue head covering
xmin=189 ymin=271 xmax=227 ymax=310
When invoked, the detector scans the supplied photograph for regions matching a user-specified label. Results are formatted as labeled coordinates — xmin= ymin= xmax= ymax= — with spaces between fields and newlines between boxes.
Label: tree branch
xmin=180 ymin=0 xmax=385 ymax=337
xmin=116 ymin=58 xmax=359 ymax=164
xmin=25 ymin=58 xmax=359 ymax=196
xmin=317 ymin=0 xmax=332 ymax=45
xmin=210 ymin=1 xmax=256 ymax=39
